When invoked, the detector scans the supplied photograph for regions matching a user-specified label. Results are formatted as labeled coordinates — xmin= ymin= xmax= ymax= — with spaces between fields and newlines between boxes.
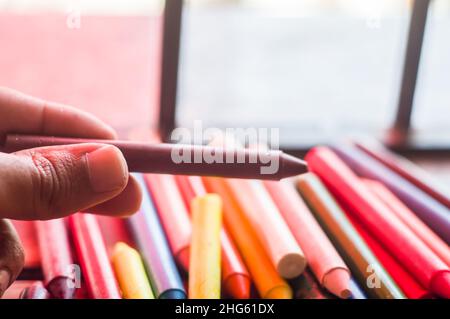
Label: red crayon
xmin=306 ymin=147 xmax=450 ymax=299
xmin=68 ymin=213 xmax=121 ymax=299
xmin=144 ymin=174 xmax=191 ymax=271
xmin=364 ymin=179 xmax=450 ymax=268
xmin=35 ymin=219 xmax=75 ymax=299
xmin=175 ymin=175 xmax=251 ymax=299
xmin=341 ymin=202 xmax=431 ymax=299
xmin=356 ymin=140 xmax=450 ymax=209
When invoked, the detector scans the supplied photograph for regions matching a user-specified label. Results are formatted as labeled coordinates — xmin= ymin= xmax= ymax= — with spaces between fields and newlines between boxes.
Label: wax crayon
xmin=349 ymin=278 xmax=367 ymax=299
xmin=1 ymin=133 xmax=308 ymax=180
xmin=111 ymin=242 xmax=155 ymax=299
xmin=35 ymin=219 xmax=75 ymax=299
xmin=364 ymin=179 xmax=450 ymax=267
xmin=203 ymin=177 xmax=292 ymax=299
xmin=297 ymin=173 xmax=405 ymax=299
xmin=175 ymin=175 xmax=251 ymax=299
xmin=19 ymin=281 xmax=51 ymax=299
xmin=11 ymin=221 xmax=39 ymax=269
xmin=289 ymin=269 xmax=336 ymax=299
xmin=346 ymin=209 xmax=430 ymax=299
xmin=264 ymin=179 xmax=350 ymax=298
xmin=144 ymin=174 xmax=191 ymax=271
xmin=306 ymin=147 xmax=450 ymax=299
xmin=226 ymin=179 xmax=306 ymax=279
xmin=128 ymin=174 xmax=186 ymax=299
xmin=189 ymin=195 xmax=222 ymax=299
xmin=68 ymin=213 xmax=121 ymax=299
xmin=356 ymin=140 xmax=450 ymax=209
xmin=331 ymin=143 xmax=450 ymax=244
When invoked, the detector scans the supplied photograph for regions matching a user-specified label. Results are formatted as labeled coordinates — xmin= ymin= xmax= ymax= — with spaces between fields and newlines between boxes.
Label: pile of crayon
xmin=3 ymin=140 xmax=450 ymax=299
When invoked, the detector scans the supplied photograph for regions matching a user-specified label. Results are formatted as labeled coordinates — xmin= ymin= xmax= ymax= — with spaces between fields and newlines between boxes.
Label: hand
xmin=0 ymin=87 xmax=142 ymax=296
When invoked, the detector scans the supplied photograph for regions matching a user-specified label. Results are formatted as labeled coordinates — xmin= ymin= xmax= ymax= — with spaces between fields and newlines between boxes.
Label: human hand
xmin=0 ymin=87 xmax=142 ymax=296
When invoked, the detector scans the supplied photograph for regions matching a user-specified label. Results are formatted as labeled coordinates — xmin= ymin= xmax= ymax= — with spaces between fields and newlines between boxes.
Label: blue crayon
xmin=349 ymin=278 xmax=367 ymax=299
xmin=128 ymin=173 xmax=186 ymax=299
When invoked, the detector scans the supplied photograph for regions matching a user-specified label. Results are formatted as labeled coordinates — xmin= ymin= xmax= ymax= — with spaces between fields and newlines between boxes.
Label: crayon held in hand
xmin=0 ymin=134 xmax=307 ymax=180
xmin=189 ymin=194 xmax=222 ymax=299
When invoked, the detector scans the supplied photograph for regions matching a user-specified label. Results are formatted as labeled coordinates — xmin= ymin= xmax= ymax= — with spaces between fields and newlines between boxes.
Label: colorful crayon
xmin=346 ymin=210 xmax=430 ymax=299
xmin=356 ymin=140 xmax=450 ymax=209
xmin=297 ymin=173 xmax=405 ymax=299
xmin=68 ymin=213 xmax=121 ymax=299
xmin=203 ymin=177 xmax=292 ymax=299
xmin=364 ymin=179 xmax=450 ymax=268
xmin=189 ymin=194 xmax=222 ymax=299
xmin=306 ymin=147 xmax=450 ymax=299
xmin=144 ymin=174 xmax=191 ymax=271
xmin=331 ymin=143 xmax=450 ymax=244
xmin=128 ymin=174 xmax=186 ymax=299
xmin=226 ymin=179 xmax=306 ymax=279
xmin=175 ymin=175 xmax=251 ymax=299
xmin=349 ymin=278 xmax=367 ymax=299
xmin=289 ymin=269 xmax=336 ymax=299
xmin=0 ymin=134 xmax=308 ymax=180
xmin=264 ymin=179 xmax=351 ymax=298
xmin=19 ymin=281 xmax=51 ymax=299
xmin=35 ymin=219 xmax=75 ymax=299
xmin=111 ymin=242 xmax=155 ymax=299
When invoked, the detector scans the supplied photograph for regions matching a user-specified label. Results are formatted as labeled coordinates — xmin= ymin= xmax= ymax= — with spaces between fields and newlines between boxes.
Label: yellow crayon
xmin=111 ymin=242 xmax=155 ymax=299
xmin=189 ymin=194 xmax=223 ymax=299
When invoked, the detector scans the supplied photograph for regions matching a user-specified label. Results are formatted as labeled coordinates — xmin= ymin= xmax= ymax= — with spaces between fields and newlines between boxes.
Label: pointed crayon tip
xmin=323 ymin=268 xmax=351 ymax=299
xmin=224 ymin=274 xmax=251 ymax=299
xmin=177 ymin=247 xmax=190 ymax=273
xmin=430 ymin=271 xmax=450 ymax=299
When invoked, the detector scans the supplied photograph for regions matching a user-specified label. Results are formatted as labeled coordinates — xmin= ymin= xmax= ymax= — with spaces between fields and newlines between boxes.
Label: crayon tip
xmin=177 ymin=247 xmax=190 ymax=273
xmin=159 ymin=289 xmax=187 ymax=299
xmin=277 ymin=253 xmax=307 ymax=279
xmin=264 ymin=285 xmax=293 ymax=299
xmin=223 ymin=274 xmax=251 ymax=299
xmin=46 ymin=277 xmax=76 ymax=299
xmin=281 ymin=154 xmax=309 ymax=178
xmin=322 ymin=268 xmax=351 ymax=299
xmin=430 ymin=270 xmax=450 ymax=299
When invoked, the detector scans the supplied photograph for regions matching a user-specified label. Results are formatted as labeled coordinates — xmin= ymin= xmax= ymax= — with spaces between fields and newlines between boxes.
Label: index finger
xmin=0 ymin=87 xmax=117 ymax=141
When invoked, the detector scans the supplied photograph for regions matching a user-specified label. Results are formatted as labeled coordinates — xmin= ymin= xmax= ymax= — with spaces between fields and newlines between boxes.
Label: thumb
xmin=0 ymin=144 xmax=128 ymax=220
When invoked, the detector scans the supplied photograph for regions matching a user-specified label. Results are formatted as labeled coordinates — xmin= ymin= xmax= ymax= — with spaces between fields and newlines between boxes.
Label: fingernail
xmin=0 ymin=269 xmax=11 ymax=297
xmin=86 ymin=145 xmax=128 ymax=193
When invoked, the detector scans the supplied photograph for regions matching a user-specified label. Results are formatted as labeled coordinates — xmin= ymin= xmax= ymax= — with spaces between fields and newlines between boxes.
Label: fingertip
xmin=90 ymin=174 xmax=142 ymax=217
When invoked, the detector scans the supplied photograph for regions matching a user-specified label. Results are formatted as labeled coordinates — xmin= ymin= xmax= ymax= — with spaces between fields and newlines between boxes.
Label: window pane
xmin=413 ymin=0 xmax=450 ymax=143
xmin=178 ymin=0 xmax=410 ymax=146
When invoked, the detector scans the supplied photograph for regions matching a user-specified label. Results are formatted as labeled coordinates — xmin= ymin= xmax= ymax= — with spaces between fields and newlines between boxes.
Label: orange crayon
xmin=203 ymin=177 xmax=292 ymax=299
xmin=264 ymin=180 xmax=351 ymax=298
xmin=225 ymin=179 xmax=306 ymax=279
